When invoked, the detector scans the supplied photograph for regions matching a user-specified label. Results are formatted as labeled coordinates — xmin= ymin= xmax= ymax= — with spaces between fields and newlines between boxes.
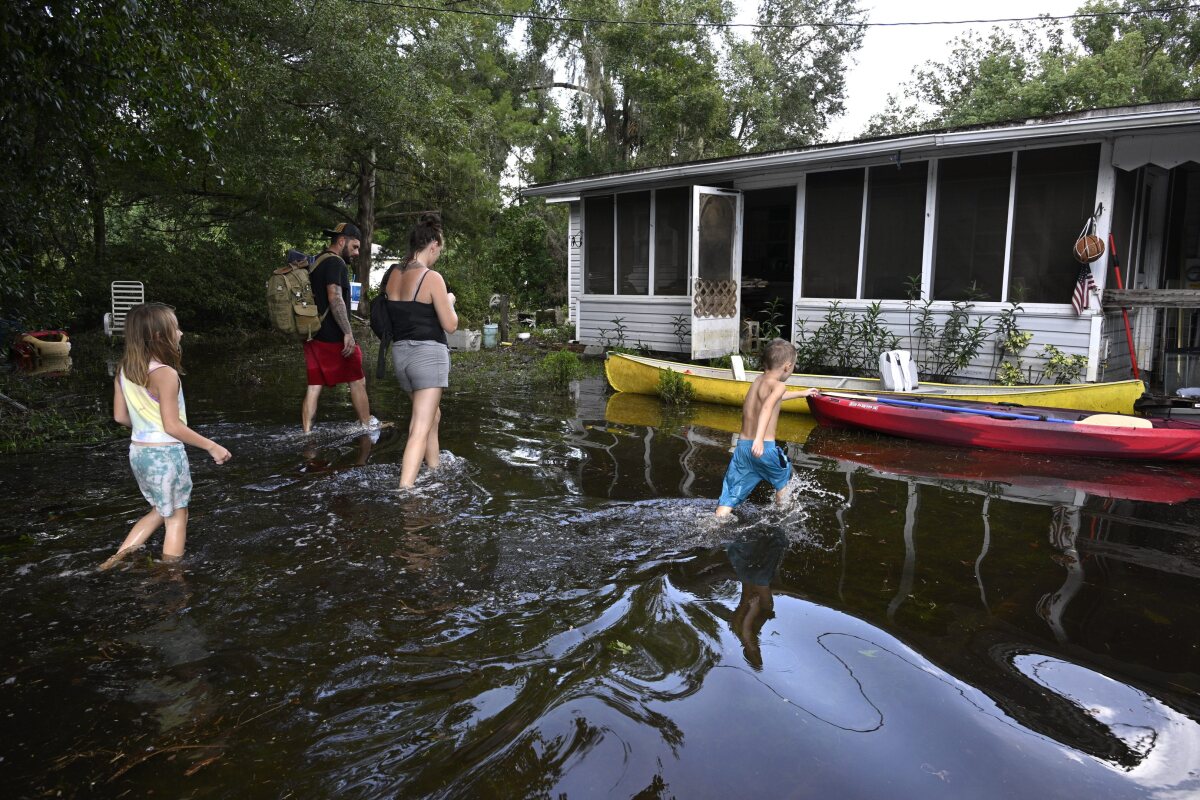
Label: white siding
xmin=568 ymin=202 xmax=581 ymax=324
xmin=794 ymin=300 xmax=1097 ymax=383
xmin=578 ymin=296 xmax=692 ymax=352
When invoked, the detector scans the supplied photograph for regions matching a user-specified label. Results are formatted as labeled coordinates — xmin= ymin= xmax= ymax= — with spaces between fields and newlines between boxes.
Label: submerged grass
xmin=0 ymin=332 xmax=120 ymax=453
xmin=0 ymin=328 xmax=605 ymax=452
xmin=534 ymin=350 xmax=585 ymax=391
xmin=449 ymin=345 xmax=602 ymax=394
xmin=0 ymin=404 xmax=115 ymax=454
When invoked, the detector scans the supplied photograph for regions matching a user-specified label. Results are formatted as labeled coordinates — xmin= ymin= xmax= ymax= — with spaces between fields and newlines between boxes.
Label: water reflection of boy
xmin=726 ymin=528 xmax=788 ymax=669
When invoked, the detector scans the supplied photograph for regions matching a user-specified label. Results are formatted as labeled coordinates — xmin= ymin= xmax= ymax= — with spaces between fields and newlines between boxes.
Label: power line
xmin=344 ymin=0 xmax=1200 ymax=31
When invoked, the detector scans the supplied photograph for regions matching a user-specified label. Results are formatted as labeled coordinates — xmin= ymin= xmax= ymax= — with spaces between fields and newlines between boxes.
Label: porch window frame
xmin=580 ymin=184 xmax=695 ymax=299
xmin=797 ymin=164 xmax=866 ymax=300
xmin=581 ymin=193 xmax=615 ymax=296
xmin=999 ymin=151 xmax=1018 ymax=301
xmin=795 ymin=139 xmax=1104 ymax=310
xmin=856 ymin=167 xmax=869 ymax=299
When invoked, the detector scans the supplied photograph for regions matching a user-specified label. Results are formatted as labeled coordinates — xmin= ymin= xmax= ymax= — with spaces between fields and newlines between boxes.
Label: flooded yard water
xmin=2 ymin=340 xmax=1200 ymax=798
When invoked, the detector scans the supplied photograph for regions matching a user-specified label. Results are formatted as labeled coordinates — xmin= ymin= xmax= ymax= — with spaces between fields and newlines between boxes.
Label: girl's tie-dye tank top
xmin=119 ymin=360 xmax=187 ymax=444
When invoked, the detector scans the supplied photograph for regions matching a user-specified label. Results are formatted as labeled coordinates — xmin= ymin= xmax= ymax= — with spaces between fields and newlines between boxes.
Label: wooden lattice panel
xmin=693 ymin=279 xmax=738 ymax=318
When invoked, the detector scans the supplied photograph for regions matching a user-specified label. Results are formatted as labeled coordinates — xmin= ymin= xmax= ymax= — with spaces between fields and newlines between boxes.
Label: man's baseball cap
xmin=323 ymin=222 xmax=362 ymax=241
xmin=286 ymin=248 xmax=307 ymax=263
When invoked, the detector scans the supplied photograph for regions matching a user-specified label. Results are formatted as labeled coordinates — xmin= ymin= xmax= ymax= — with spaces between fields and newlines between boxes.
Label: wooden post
xmin=499 ymin=294 xmax=510 ymax=342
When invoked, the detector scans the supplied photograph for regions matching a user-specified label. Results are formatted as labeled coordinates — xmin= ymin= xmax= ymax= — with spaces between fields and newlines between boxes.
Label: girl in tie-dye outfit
xmin=100 ymin=303 xmax=231 ymax=570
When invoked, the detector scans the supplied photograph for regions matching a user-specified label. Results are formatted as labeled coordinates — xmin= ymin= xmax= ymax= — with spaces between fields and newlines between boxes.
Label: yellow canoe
xmin=605 ymin=352 xmax=1146 ymax=415
xmin=605 ymin=391 xmax=819 ymax=444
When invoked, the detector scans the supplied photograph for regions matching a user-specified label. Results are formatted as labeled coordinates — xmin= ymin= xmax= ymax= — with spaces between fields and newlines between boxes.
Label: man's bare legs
xmin=355 ymin=432 xmax=374 ymax=465
xmin=399 ymin=387 xmax=443 ymax=488
xmin=348 ymin=378 xmax=372 ymax=426
xmin=304 ymin=381 xmax=373 ymax=432
xmin=302 ymin=385 xmax=323 ymax=433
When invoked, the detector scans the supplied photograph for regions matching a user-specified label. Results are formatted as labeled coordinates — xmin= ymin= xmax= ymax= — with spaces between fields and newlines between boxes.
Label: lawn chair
xmin=103 ymin=281 xmax=144 ymax=338
xmin=878 ymin=350 xmax=919 ymax=392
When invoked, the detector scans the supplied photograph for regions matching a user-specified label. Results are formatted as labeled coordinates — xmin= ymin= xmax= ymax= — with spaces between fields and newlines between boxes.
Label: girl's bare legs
xmin=399 ymin=388 xmax=444 ymax=488
xmin=161 ymin=507 xmax=189 ymax=561
xmin=99 ymin=508 xmax=164 ymax=570
xmin=424 ymin=406 xmax=441 ymax=471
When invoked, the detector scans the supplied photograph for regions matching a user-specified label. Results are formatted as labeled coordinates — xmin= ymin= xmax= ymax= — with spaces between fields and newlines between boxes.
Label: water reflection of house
xmin=588 ymin=387 xmax=1200 ymax=657
xmin=1001 ymin=649 xmax=1200 ymax=783
xmin=576 ymin=386 xmax=1200 ymax=787
xmin=524 ymin=102 xmax=1200 ymax=386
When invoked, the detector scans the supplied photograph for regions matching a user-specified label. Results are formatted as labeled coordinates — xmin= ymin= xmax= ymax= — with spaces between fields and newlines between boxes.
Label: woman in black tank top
xmin=384 ymin=213 xmax=458 ymax=489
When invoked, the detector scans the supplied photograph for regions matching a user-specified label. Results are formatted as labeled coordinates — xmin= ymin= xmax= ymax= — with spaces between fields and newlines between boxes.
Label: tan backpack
xmin=266 ymin=253 xmax=334 ymax=339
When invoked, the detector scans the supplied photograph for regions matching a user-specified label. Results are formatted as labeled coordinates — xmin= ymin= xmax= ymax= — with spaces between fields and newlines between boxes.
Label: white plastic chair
xmin=730 ymin=354 xmax=747 ymax=381
xmin=879 ymin=350 xmax=919 ymax=392
xmin=104 ymin=281 xmax=144 ymax=337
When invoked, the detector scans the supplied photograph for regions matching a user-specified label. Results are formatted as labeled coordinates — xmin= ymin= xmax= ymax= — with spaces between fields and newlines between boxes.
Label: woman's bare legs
xmin=100 ymin=508 xmax=164 ymax=569
xmin=424 ymin=406 xmax=441 ymax=471
xmin=400 ymin=387 xmax=444 ymax=488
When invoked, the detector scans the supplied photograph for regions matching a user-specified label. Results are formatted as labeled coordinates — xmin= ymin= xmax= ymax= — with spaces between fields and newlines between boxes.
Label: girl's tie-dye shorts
xmin=129 ymin=443 xmax=192 ymax=517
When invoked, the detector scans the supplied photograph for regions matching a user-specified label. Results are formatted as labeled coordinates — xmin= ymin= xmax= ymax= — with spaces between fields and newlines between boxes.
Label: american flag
xmin=1071 ymin=264 xmax=1098 ymax=315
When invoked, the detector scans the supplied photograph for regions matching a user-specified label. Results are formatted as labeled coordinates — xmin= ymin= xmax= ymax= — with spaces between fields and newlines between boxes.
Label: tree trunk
xmin=356 ymin=148 xmax=376 ymax=289
xmin=81 ymin=146 xmax=107 ymax=274
xmin=91 ymin=192 xmax=107 ymax=274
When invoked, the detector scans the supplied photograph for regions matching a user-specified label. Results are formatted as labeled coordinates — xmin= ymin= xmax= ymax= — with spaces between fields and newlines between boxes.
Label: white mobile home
xmin=522 ymin=102 xmax=1200 ymax=386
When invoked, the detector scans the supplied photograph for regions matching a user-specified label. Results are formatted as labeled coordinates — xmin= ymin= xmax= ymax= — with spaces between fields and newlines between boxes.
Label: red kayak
xmin=804 ymin=427 xmax=1200 ymax=503
xmin=808 ymin=391 xmax=1200 ymax=462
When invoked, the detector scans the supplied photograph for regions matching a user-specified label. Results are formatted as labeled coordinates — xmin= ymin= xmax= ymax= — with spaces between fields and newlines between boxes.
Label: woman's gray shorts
xmin=391 ymin=340 xmax=450 ymax=392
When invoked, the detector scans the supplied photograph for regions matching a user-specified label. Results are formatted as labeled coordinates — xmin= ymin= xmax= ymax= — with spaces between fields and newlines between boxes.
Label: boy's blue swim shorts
xmin=717 ymin=439 xmax=792 ymax=509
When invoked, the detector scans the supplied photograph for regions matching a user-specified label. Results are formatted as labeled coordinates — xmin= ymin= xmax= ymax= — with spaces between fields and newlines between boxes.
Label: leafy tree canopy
xmin=0 ymin=0 xmax=866 ymax=331
xmin=866 ymin=0 xmax=1200 ymax=137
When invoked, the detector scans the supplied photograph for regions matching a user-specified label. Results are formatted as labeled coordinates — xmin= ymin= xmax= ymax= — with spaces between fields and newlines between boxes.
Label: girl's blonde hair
xmin=118 ymin=303 xmax=183 ymax=386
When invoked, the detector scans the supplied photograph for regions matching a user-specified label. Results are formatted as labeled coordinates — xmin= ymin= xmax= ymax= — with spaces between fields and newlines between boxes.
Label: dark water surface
xmin=3 ymin=342 xmax=1200 ymax=798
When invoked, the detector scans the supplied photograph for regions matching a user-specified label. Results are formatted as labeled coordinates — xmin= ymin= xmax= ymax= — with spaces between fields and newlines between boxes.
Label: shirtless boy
xmin=715 ymin=339 xmax=815 ymax=517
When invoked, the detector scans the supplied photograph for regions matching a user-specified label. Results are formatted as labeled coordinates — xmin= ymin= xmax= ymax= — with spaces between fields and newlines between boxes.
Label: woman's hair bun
xmin=418 ymin=212 xmax=442 ymax=230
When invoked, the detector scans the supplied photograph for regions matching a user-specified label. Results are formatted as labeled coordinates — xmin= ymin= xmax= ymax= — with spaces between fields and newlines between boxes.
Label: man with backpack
xmin=301 ymin=222 xmax=379 ymax=434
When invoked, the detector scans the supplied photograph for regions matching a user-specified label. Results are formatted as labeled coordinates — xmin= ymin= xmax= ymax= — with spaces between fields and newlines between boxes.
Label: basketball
xmin=1073 ymin=234 xmax=1105 ymax=263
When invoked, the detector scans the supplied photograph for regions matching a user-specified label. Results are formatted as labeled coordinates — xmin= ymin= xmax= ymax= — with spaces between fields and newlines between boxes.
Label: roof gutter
xmin=522 ymin=107 xmax=1200 ymax=197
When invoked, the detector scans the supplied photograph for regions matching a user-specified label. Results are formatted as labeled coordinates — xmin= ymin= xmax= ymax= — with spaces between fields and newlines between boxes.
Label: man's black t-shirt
xmin=310 ymin=252 xmax=352 ymax=343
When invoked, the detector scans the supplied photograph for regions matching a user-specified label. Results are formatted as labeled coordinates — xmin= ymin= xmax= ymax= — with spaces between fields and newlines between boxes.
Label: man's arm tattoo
xmin=327 ymin=285 xmax=352 ymax=336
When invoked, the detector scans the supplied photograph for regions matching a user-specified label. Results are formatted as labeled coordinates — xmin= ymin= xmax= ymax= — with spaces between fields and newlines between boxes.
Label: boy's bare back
xmin=739 ymin=373 xmax=786 ymax=442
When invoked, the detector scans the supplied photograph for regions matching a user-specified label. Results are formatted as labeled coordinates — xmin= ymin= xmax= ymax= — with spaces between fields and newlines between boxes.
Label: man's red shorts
xmin=303 ymin=339 xmax=365 ymax=387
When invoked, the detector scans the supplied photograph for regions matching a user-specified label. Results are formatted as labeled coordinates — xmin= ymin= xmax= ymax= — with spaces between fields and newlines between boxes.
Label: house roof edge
xmin=521 ymin=101 xmax=1200 ymax=197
